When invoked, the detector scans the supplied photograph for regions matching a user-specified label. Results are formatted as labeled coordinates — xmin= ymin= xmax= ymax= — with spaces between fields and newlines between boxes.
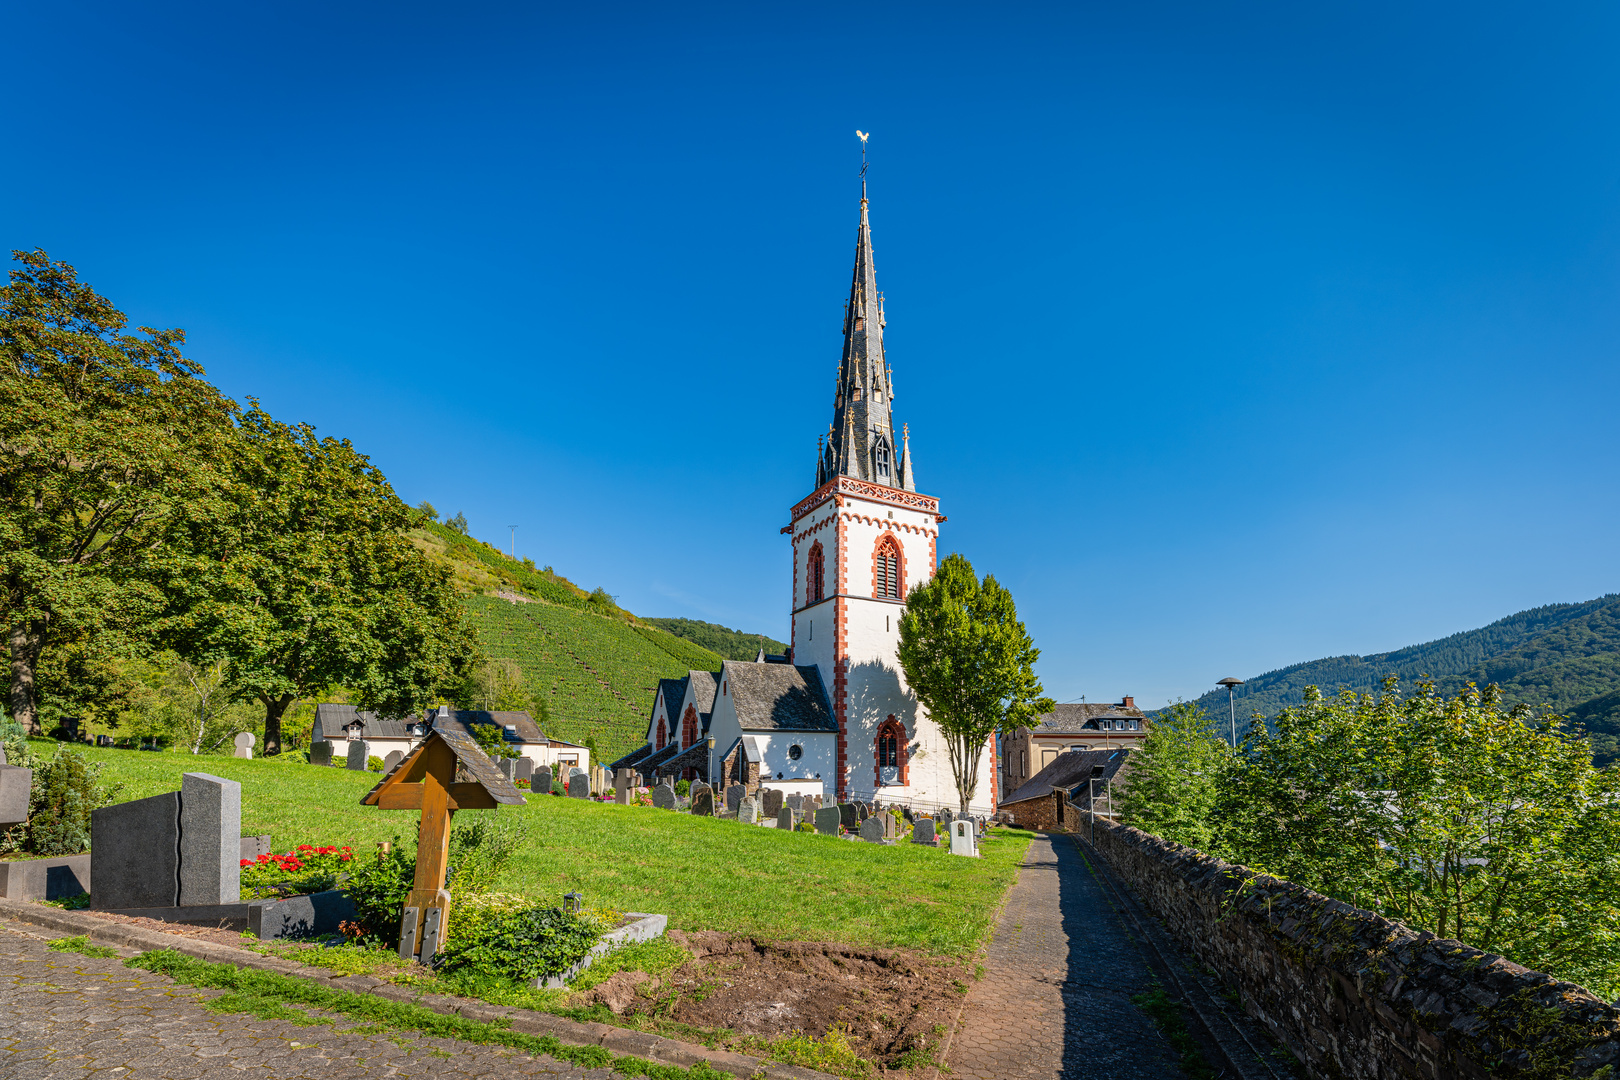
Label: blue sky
xmin=6 ymin=2 xmax=1619 ymax=707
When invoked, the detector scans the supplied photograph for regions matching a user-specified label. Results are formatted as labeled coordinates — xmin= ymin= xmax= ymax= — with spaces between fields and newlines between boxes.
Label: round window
xmin=788 ymin=744 xmax=803 ymax=761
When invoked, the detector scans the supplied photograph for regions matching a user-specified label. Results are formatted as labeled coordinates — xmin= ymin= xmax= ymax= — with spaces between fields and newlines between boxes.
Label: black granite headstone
xmin=91 ymin=792 xmax=180 ymax=909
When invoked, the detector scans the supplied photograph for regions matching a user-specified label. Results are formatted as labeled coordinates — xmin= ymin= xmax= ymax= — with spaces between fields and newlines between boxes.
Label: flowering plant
xmin=240 ymin=844 xmax=354 ymax=898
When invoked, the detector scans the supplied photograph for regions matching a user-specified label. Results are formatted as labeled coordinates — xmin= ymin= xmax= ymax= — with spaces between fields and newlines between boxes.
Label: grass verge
xmin=48 ymin=934 xmax=120 ymax=959
xmin=125 ymin=948 xmax=731 ymax=1080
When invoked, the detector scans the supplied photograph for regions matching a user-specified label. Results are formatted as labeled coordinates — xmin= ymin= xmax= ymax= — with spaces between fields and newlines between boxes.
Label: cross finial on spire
xmin=856 ymin=130 xmax=869 ymax=202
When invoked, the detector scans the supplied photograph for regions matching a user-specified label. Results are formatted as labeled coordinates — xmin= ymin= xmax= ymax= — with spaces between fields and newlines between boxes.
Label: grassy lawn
xmin=44 ymin=742 xmax=1033 ymax=956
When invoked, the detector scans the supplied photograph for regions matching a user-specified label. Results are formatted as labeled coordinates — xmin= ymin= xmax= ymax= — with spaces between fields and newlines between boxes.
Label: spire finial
xmin=856 ymin=130 xmax=869 ymax=203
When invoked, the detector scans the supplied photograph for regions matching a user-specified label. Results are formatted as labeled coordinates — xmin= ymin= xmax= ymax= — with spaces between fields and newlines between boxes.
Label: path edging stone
xmin=0 ymin=896 xmax=831 ymax=1080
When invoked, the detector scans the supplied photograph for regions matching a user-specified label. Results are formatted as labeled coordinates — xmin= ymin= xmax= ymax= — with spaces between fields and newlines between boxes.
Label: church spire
xmin=817 ymin=133 xmax=914 ymax=492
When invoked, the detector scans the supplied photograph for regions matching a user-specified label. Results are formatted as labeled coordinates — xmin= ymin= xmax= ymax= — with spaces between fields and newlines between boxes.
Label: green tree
xmin=458 ymin=658 xmax=531 ymax=713
xmin=1117 ymin=701 xmax=1233 ymax=851
xmin=1224 ymin=679 xmax=1620 ymax=997
xmin=0 ymin=250 xmax=234 ymax=735
xmin=897 ymin=552 xmax=1053 ymax=813
xmin=158 ymin=405 xmax=480 ymax=755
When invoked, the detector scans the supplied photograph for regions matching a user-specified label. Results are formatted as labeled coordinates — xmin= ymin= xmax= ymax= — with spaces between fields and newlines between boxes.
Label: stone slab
xmin=652 ymin=786 xmax=677 ymax=810
xmin=568 ymin=768 xmax=590 ymax=798
xmin=761 ymin=789 xmax=784 ymax=819
xmin=0 ymin=763 xmax=31 ymax=827
xmin=346 ymin=740 xmax=370 ymax=770
xmin=180 ymin=772 xmax=240 ymax=906
xmin=248 ymin=889 xmax=359 ymax=940
xmin=91 ymin=791 xmax=180 ymax=910
xmin=535 ymin=766 xmax=553 ymax=793
xmin=308 ymin=741 xmax=333 ymax=766
xmin=691 ymin=786 xmax=715 ymax=816
xmin=814 ymin=806 xmax=842 ymax=836
xmin=776 ymin=807 xmax=797 ymax=830
xmin=912 ymin=819 xmax=938 ymax=846
xmin=0 ymin=852 xmax=90 ymax=900
xmin=838 ymin=803 xmax=858 ymax=829
xmin=859 ymin=816 xmax=885 ymax=843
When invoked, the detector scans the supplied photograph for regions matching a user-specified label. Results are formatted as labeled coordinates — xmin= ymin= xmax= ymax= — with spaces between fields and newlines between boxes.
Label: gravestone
xmin=569 ymin=768 xmax=590 ymax=798
xmin=233 ymin=732 xmax=255 ymax=760
xmin=91 ymin=792 xmax=181 ymax=908
xmin=0 ymin=760 xmax=31 ymax=827
xmin=859 ymin=816 xmax=885 ymax=843
xmin=383 ymin=750 xmax=404 ymax=773
xmin=535 ymin=766 xmax=553 ymax=794
xmin=652 ymin=785 xmax=677 ymax=810
xmin=912 ymin=819 xmax=938 ymax=847
xmin=346 ymin=740 xmax=370 ymax=771
xmin=739 ymin=797 xmax=758 ymax=825
xmin=515 ymin=757 xmax=533 ymax=783
xmin=939 ymin=807 xmax=954 ymax=826
xmin=691 ymin=785 xmax=715 ymax=817
xmin=614 ymin=770 xmax=633 ymax=805
xmin=813 ymin=806 xmax=842 ymax=836
xmin=498 ymin=757 xmax=519 ymax=782
xmin=776 ymin=807 xmax=797 ymax=830
xmin=761 ymin=789 xmax=784 ymax=819
xmin=856 ymin=802 xmax=869 ymax=822
xmin=950 ymin=819 xmax=978 ymax=857
xmin=309 ymin=741 xmax=333 ymax=766
xmin=785 ymin=793 xmax=802 ymax=813
xmin=838 ymin=803 xmax=858 ymax=830
xmin=179 ymin=773 xmax=241 ymax=905
xmin=880 ymin=811 xmax=896 ymax=839
xmin=725 ymin=784 xmax=746 ymax=812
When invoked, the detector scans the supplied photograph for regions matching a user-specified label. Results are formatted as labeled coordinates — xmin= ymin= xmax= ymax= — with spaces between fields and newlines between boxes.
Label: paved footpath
xmin=946 ymin=833 xmax=1184 ymax=1080
xmin=0 ymin=925 xmax=610 ymax=1080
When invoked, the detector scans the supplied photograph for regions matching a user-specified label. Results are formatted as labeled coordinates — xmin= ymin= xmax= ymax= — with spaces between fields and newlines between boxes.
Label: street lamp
xmin=1216 ymin=677 xmax=1244 ymax=747
xmin=706 ymin=734 xmax=716 ymax=788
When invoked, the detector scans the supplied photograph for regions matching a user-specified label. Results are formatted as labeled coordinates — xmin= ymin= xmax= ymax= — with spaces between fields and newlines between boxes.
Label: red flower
xmin=239 ymin=859 xmax=253 ymax=867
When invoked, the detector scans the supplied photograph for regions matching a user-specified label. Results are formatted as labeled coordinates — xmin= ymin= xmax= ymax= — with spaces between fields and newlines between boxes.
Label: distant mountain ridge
xmin=644 ymin=618 xmax=789 ymax=662
xmin=1185 ymin=595 xmax=1620 ymax=763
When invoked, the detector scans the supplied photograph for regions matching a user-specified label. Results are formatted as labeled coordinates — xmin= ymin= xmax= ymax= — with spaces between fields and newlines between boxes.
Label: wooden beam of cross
xmin=360 ymin=725 xmax=525 ymax=964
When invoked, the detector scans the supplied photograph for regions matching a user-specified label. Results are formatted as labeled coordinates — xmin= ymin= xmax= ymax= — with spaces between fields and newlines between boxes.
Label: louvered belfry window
xmin=874 ymin=534 xmax=902 ymax=599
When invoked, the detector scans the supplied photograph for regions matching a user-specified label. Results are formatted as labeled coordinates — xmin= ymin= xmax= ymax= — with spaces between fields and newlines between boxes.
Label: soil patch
xmin=605 ymin=929 xmax=971 ymax=1074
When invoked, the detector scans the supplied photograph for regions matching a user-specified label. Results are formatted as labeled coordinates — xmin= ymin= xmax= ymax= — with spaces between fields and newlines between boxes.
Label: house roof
xmin=687 ymin=669 xmax=719 ymax=711
xmin=1026 ymin=702 xmax=1147 ymax=734
xmin=654 ymin=677 xmax=687 ymax=720
xmin=640 ymin=742 xmax=682 ymax=773
xmin=1002 ymin=748 xmax=1135 ymax=807
xmin=432 ymin=710 xmax=547 ymax=744
xmin=314 ymin=703 xmax=424 ymax=740
xmin=725 ymin=663 xmax=837 ymax=732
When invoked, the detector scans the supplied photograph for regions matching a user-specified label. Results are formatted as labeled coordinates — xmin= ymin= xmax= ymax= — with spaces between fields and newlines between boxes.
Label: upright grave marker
xmin=690 ymin=784 xmax=715 ymax=816
xmin=652 ymin=786 xmax=677 ymax=810
xmin=360 ymin=728 xmax=524 ymax=965
xmin=309 ymin=740 xmax=334 ymax=766
xmin=950 ymin=819 xmax=978 ymax=857
xmin=839 ymin=804 xmax=858 ymax=830
xmin=912 ymin=819 xmax=938 ymax=847
xmin=179 ymin=773 xmax=240 ymax=906
xmin=569 ymin=768 xmax=590 ymax=798
xmin=346 ymin=740 xmax=370 ymax=771
xmin=383 ymin=750 xmax=404 ymax=772
xmin=859 ymin=816 xmax=885 ymax=843
xmin=233 ymin=732 xmax=255 ymax=760
xmin=739 ymin=796 xmax=758 ymax=825
xmin=535 ymin=766 xmax=554 ymax=794
xmin=761 ymin=789 xmax=784 ymax=819
xmin=725 ymin=784 xmax=746 ymax=813
xmin=814 ymin=806 xmax=842 ymax=836
xmin=777 ymin=807 xmax=797 ymax=830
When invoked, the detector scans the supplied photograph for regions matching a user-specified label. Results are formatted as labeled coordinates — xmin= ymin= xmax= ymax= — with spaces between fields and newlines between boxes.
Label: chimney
xmin=1122 ymin=696 xmax=1135 ymax=709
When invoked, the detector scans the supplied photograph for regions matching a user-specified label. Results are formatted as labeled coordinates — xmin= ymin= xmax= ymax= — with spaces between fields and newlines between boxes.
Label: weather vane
xmin=856 ymin=130 xmax=869 ymax=182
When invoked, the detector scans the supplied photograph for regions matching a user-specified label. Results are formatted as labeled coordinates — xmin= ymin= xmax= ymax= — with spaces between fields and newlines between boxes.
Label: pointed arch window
xmin=656 ymin=716 xmax=668 ymax=750
xmin=807 ymin=542 xmax=826 ymax=605
xmin=872 ymin=533 xmax=904 ymax=600
xmin=873 ymin=438 xmax=891 ymax=481
xmin=875 ymin=715 xmax=909 ymax=786
xmin=681 ymin=705 xmax=700 ymax=749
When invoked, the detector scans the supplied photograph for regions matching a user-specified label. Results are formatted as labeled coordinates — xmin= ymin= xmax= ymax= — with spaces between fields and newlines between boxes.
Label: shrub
xmin=16 ymin=745 xmax=122 ymax=856
xmin=675 ymin=779 xmax=690 ymax=797
xmin=446 ymin=891 xmax=530 ymax=943
xmin=446 ymin=815 xmax=527 ymax=895
xmin=366 ymin=755 xmax=384 ymax=772
xmin=343 ymin=837 xmax=416 ymax=947
xmin=433 ymin=904 xmax=602 ymax=983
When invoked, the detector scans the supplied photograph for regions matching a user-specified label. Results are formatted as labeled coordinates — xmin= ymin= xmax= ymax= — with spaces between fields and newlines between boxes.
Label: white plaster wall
xmin=751 ymin=731 xmax=836 ymax=791
xmin=791 ymin=501 xmax=839 ymax=611
xmin=838 ymin=507 xmax=935 ymax=601
xmin=646 ymin=687 xmax=673 ymax=746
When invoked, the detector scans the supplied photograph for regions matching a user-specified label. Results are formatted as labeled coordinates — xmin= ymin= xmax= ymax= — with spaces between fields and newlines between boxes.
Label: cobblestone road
xmin=946 ymin=834 xmax=1184 ymax=1080
xmin=0 ymin=925 xmax=611 ymax=1080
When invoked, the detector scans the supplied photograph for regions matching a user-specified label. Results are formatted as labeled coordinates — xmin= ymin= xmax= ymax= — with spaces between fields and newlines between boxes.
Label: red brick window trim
xmin=872 ymin=532 xmax=904 ymax=599
xmin=681 ymin=705 xmax=699 ymax=749
xmin=807 ymin=541 xmax=826 ymax=605
xmin=875 ymin=715 xmax=909 ymax=787
xmin=656 ymin=716 xmax=667 ymax=750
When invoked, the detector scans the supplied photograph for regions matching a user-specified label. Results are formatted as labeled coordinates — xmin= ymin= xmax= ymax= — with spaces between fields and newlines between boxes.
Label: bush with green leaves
xmin=342 ymin=837 xmax=416 ymax=946
xmin=675 ymin=779 xmax=690 ymax=797
xmin=446 ymin=814 xmax=527 ymax=895
xmin=2 ymin=744 xmax=122 ymax=857
xmin=366 ymin=755 xmax=384 ymax=772
xmin=432 ymin=903 xmax=603 ymax=983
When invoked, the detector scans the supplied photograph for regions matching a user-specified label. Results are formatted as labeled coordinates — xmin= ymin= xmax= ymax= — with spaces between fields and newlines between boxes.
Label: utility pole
xmin=509 ymin=525 xmax=517 ymax=559
xmin=1217 ymin=677 xmax=1245 ymax=747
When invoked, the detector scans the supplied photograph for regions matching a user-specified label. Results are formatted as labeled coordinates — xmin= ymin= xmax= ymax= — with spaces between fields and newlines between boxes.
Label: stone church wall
xmin=1088 ymin=819 xmax=1620 ymax=1080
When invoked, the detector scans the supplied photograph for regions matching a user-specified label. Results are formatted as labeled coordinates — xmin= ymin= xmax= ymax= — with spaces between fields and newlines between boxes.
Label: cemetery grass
xmin=56 ymin=742 xmax=1036 ymax=956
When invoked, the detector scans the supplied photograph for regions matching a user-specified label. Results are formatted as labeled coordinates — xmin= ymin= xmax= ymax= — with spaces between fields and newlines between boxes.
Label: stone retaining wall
xmin=1087 ymin=818 xmax=1620 ymax=1079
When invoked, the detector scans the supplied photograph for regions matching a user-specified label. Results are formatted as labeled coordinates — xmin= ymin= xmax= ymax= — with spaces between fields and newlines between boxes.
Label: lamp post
xmin=1216 ymin=677 xmax=1244 ymax=747
xmin=706 ymin=734 xmax=716 ymax=789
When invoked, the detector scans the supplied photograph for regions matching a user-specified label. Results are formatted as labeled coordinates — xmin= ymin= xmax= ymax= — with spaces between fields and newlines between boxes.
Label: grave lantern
xmin=360 ymin=726 xmax=525 ymax=964
xmin=564 ymin=891 xmax=583 ymax=914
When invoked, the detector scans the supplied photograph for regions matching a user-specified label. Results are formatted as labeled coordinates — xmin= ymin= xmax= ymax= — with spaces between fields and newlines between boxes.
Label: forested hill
xmin=410 ymin=520 xmax=728 ymax=761
xmin=643 ymin=618 xmax=789 ymax=661
xmin=1185 ymin=595 xmax=1620 ymax=763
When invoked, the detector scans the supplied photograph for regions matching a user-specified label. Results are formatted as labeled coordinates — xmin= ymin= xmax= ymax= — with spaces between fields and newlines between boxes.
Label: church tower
xmin=786 ymin=173 xmax=997 ymax=812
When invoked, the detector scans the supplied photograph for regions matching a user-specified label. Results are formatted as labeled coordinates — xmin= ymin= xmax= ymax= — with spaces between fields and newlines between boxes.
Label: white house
xmin=312 ymin=703 xmax=588 ymax=774
xmin=705 ymin=660 xmax=838 ymax=799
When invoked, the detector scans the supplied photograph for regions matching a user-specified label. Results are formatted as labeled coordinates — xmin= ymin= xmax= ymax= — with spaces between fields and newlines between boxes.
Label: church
xmin=615 ymin=175 xmax=998 ymax=815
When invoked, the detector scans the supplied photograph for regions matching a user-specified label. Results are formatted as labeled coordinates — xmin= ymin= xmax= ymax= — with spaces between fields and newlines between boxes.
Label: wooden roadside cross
xmin=360 ymin=725 xmax=526 ymax=964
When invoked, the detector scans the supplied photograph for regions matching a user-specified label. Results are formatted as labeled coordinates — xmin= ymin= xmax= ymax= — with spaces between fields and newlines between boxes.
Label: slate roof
xmin=359 ymin=727 xmax=527 ymax=807
xmin=1025 ymin=702 xmax=1147 ymax=735
xmin=313 ymin=703 xmax=425 ymax=740
xmin=655 ymin=677 xmax=688 ymax=719
xmin=687 ymin=669 xmax=720 ymax=711
xmin=726 ymin=663 xmax=837 ymax=732
xmin=660 ymin=740 xmax=711 ymax=776
xmin=1002 ymin=748 xmax=1135 ymax=807
xmin=609 ymin=743 xmax=655 ymax=771
xmin=432 ymin=710 xmax=547 ymax=745
xmin=640 ymin=742 xmax=682 ymax=774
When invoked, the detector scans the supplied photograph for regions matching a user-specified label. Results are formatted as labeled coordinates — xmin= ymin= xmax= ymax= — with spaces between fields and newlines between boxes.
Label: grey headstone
xmin=813 ymin=806 xmax=842 ymax=836
xmin=785 ymin=793 xmax=802 ymax=812
xmin=691 ymin=786 xmax=715 ymax=816
xmin=569 ymin=768 xmax=590 ymax=798
xmin=761 ymin=789 xmax=784 ymax=819
xmin=239 ymin=835 xmax=272 ymax=860
xmin=515 ymin=757 xmax=533 ymax=782
xmin=880 ymin=811 xmax=896 ymax=839
xmin=0 ymin=763 xmax=32 ymax=827
xmin=739 ymin=797 xmax=758 ymax=825
xmin=179 ymin=773 xmax=241 ymax=906
xmin=383 ymin=750 xmax=404 ymax=773
xmin=498 ymin=757 xmax=519 ymax=781
xmin=777 ymin=807 xmax=797 ymax=830
xmin=839 ymin=803 xmax=858 ymax=830
xmin=249 ymin=888 xmax=359 ymax=941
xmin=309 ymin=741 xmax=333 ymax=766
xmin=346 ymin=740 xmax=370 ymax=770
xmin=912 ymin=819 xmax=938 ymax=846
xmin=726 ymin=784 xmax=746 ymax=812
xmin=91 ymin=792 xmax=180 ymax=909
xmin=859 ymin=816 xmax=885 ymax=843
xmin=856 ymin=802 xmax=870 ymax=821
xmin=232 ymin=732 xmax=255 ymax=760
xmin=652 ymin=786 xmax=677 ymax=810
xmin=536 ymin=766 xmax=553 ymax=793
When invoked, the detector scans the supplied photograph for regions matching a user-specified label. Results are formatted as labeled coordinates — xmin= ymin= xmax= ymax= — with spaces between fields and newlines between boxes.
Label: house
xmin=1000 ymin=700 xmax=1148 ymax=796
xmin=999 ymin=748 xmax=1136 ymax=832
xmin=310 ymin=704 xmax=428 ymax=763
xmin=428 ymin=707 xmax=590 ymax=774
xmin=705 ymin=658 xmax=838 ymax=799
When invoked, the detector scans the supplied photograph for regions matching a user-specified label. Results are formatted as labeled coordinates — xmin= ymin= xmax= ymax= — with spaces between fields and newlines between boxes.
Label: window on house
xmin=875 ymin=441 xmax=890 ymax=480
xmin=789 ymin=743 xmax=803 ymax=760
xmin=878 ymin=729 xmax=899 ymax=768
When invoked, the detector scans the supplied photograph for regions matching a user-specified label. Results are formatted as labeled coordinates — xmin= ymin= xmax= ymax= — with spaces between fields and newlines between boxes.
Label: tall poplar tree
xmin=0 ymin=250 xmax=235 ymax=735
xmin=898 ymin=552 xmax=1053 ymax=813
